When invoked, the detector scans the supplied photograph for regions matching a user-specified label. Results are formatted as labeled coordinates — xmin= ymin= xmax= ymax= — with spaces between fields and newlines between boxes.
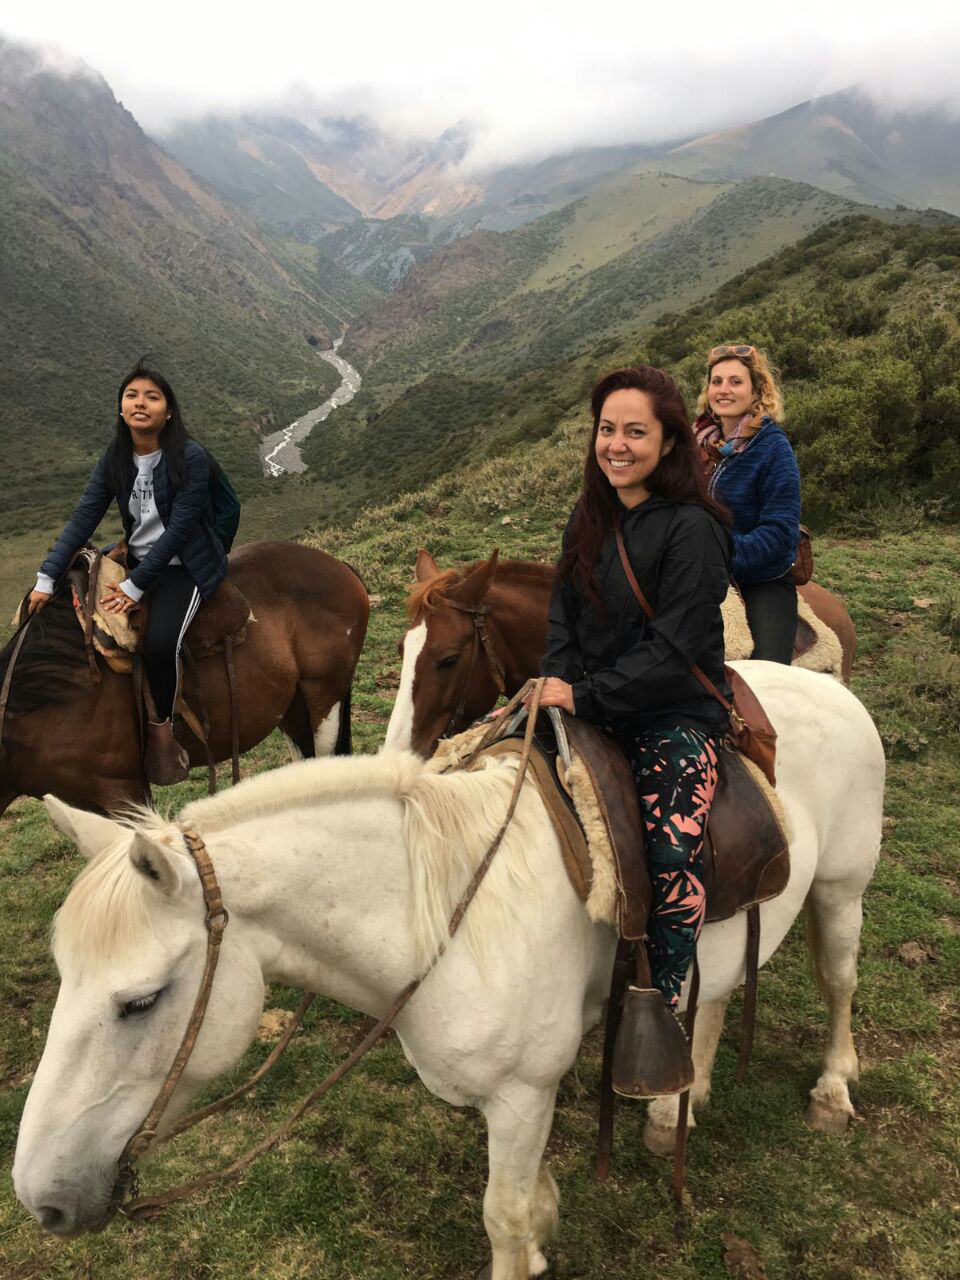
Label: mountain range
xmin=0 ymin=35 xmax=363 ymax=529
xmin=4 ymin=27 xmax=959 ymax=544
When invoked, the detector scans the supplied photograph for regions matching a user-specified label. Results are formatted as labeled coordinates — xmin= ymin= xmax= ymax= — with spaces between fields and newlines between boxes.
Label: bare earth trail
xmin=259 ymin=337 xmax=362 ymax=477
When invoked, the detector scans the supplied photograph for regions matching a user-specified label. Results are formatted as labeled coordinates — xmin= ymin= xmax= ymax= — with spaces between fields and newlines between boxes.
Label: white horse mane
xmin=54 ymin=752 xmax=549 ymax=973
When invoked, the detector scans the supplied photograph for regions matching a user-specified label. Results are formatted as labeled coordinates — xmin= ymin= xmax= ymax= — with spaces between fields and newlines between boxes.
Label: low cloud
xmin=2 ymin=1 xmax=959 ymax=165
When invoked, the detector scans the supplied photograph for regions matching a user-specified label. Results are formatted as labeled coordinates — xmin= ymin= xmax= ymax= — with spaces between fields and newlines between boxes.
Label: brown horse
xmin=382 ymin=548 xmax=856 ymax=758
xmin=0 ymin=542 xmax=368 ymax=816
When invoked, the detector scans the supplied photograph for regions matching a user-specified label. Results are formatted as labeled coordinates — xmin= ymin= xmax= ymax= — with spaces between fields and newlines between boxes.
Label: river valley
xmin=259 ymin=338 xmax=361 ymax=477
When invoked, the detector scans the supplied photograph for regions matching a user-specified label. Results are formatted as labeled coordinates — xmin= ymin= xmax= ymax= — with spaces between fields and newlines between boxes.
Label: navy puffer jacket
xmin=707 ymin=420 xmax=801 ymax=585
xmin=39 ymin=441 xmax=227 ymax=599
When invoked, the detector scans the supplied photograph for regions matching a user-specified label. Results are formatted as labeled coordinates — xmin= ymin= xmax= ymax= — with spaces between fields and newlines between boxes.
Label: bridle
xmin=109 ymin=680 xmax=546 ymax=1221
xmin=439 ymin=599 xmax=507 ymax=739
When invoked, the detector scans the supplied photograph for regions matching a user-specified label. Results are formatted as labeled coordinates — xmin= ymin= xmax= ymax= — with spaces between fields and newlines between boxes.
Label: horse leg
xmin=478 ymin=1083 xmax=559 ymax=1280
xmin=643 ymin=996 xmax=729 ymax=1156
xmin=279 ymin=686 xmax=316 ymax=759
xmin=804 ymin=883 xmax=863 ymax=1132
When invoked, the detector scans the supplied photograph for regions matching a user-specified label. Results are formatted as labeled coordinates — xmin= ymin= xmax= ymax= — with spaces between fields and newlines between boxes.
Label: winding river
xmin=259 ymin=337 xmax=362 ymax=477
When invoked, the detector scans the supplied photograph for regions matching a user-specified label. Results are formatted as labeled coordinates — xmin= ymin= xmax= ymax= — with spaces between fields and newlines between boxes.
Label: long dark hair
xmin=559 ymin=366 xmax=729 ymax=602
xmin=105 ymin=357 xmax=192 ymax=496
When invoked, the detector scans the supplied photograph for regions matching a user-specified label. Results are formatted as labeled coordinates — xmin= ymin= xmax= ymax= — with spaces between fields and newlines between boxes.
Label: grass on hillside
xmin=1 ymin=513 xmax=958 ymax=1279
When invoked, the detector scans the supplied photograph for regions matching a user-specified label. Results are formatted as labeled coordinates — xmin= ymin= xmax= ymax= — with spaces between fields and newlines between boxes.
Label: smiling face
xmin=120 ymin=376 xmax=169 ymax=444
xmin=594 ymin=387 xmax=673 ymax=508
xmin=706 ymin=358 xmax=755 ymax=422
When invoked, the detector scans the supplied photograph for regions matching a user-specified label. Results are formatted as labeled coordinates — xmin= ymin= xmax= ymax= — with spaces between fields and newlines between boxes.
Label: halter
xmin=440 ymin=600 xmax=507 ymax=739
xmin=110 ymin=680 xmax=546 ymax=1220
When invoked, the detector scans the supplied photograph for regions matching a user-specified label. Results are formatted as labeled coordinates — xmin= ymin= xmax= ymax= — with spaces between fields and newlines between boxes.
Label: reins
xmin=113 ymin=678 xmax=546 ymax=1222
xmin=440 ymin=599 xmax=507 ymax=739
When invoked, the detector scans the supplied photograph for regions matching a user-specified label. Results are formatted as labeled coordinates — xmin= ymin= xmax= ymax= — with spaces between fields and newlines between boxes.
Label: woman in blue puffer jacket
xmin=693 ymin=344 xmax=801 ymax=663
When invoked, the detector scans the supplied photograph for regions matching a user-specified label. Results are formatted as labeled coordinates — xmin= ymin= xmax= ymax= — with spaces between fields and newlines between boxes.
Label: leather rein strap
xmin=115 ymin=680 xmax=546 ymax=1221
xmin=0 ymin=614 xmax=34 ymax=748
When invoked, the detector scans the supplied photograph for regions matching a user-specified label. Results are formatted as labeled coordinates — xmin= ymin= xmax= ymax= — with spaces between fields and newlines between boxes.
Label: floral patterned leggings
xmin=616 ymin=725 xmax=720 ymax=1008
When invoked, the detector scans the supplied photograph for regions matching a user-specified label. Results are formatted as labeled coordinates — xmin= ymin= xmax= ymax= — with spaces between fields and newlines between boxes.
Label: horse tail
xmin=803 ymin=894 xmax=828 ymax=999
xmin=334 ymin=682 xmax=353 ymax=756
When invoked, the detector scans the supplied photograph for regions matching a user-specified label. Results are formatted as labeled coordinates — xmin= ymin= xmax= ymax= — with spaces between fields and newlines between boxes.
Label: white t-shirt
xmin=35 ymin=449 xmax=179 ymax=602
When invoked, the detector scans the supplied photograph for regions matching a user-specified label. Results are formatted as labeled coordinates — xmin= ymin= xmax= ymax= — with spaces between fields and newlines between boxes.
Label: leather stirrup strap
xmin=597 ymin=938 xmax=633 ymax=1180
xmin=223 ymin=636 xmax=240 ymax=785
xmin=132 ymin=655 xmax=146 ymax=757
xmin=180 ymin=646 xmax=217 ymax=795
xmin=736 ymin=904 xmax=761 ymax=1082
xmin=672 ymin=956 xmax=700 ymax=1206
xmin=82 ymin=552 xmax=103 ymax=684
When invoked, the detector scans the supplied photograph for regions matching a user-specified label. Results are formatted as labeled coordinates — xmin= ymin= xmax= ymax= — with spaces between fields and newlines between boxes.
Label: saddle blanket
xmin=429 ymin=714 xmax=791 ymax=934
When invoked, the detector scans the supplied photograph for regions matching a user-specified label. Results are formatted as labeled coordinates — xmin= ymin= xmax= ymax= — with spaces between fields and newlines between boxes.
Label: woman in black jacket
xmin=540 ymin=366 xmax=731 ymax=1094
xmin=27 ymin=359 xmax=233 ymax=783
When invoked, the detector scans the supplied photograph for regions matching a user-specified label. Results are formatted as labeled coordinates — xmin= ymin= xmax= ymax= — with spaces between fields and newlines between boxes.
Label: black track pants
xmin=141 ymin=566 xmax=201 ymax=721
xmin=739 ymin=574 xmax=798 ymax=665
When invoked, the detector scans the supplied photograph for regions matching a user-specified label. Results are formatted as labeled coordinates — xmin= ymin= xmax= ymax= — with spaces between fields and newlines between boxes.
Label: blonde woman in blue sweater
xmin=694 ymin=344 xmax=801 ymax=663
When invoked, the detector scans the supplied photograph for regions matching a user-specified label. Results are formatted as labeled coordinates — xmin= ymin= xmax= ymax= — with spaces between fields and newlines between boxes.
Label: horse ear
xmin=451 ymin=549 xmax=500 ymax=607
xmin=44 ymin=795 xmax=124 ymax=861
xmin=128 ymin=832 xmax=184 ymax=897
xmin=415 ymin=549 xmax=440 ymax=582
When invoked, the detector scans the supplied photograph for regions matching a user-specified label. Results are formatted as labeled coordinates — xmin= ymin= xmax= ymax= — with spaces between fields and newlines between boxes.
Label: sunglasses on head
xmin=710 ymin=344 xmax=757 ymax=361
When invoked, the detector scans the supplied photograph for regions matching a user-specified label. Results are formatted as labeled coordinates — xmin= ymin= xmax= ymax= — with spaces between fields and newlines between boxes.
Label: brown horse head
xmin=384 ymin=549 xmax=554 ymax=758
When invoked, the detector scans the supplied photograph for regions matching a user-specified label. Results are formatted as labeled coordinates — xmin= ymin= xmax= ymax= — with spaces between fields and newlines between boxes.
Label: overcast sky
xmin=4 ymin=1 xmax=960 ymax=167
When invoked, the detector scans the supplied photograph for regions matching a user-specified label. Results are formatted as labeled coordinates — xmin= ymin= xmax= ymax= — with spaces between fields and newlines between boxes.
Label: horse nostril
xmin=37 ymin=1204 xmax=69 ymax=1233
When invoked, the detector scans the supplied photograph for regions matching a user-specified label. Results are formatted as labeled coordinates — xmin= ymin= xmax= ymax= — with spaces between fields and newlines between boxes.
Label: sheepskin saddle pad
xmin=722 ymin=586 xmax=842 ymax=674
xmin=430 ymin=711 xmax=790 ymax=937
xmin=67 ymin=547 xmax=252 ymax=675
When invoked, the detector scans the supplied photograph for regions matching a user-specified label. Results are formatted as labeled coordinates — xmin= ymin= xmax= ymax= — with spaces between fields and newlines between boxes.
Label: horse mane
xmin=0 ymin=584 xmax=93 ymax=719
xmin=51 ymin=812 xmax=183 ymax=973
xmin=54 ymin=752 xmax=548 ymax=975
xmin=405 ymin=558 xmax=555 ymax=621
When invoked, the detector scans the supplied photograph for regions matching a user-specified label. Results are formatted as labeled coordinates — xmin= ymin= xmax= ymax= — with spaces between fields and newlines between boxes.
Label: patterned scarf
xmin=694 ymin=412 xmax=762 ymax=478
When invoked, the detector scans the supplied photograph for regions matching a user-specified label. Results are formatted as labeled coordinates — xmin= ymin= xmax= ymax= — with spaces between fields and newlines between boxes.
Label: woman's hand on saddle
xmin=26 ymin=590 xmax=52 ymax=616
xmin=529 ymin=678 xmax=575 ymax=713
xmin=100 ymin=582 xmax=139 ymax=615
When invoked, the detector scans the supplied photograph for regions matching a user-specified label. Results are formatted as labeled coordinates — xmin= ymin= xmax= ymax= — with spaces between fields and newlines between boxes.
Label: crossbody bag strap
xmin=613 ymin=525 xmax=734 ymax=716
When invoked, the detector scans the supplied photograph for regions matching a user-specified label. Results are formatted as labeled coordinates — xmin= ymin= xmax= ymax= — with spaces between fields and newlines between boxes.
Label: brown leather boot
xmin=144 ymin=719 xmax=190 ymax=785
xmin=611 ymin=987 xmax=694 ymax=1099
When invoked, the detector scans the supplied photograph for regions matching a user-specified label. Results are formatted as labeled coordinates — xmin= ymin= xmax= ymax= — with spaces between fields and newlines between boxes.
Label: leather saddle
xmin=474 ymin=709 xmax=789 ymax=935
xmin=67 ymin=546 xmax=251 ymax=675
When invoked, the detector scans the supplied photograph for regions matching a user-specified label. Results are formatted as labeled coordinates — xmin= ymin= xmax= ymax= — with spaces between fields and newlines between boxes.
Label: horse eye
xmin=437 ymin=654 xmax=459 ymax=671
xmin=120 ymin=990 xmax=163 ymax=1019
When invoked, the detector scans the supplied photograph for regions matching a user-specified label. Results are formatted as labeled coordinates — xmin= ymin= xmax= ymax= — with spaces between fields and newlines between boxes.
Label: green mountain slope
xmin=654 ymin=90 xmax=960 ymax=215
xmin=301 ymin=212 xmax=959 ymax=535
xmin=0 ymin=37 xmax=362 ymax=532
xmin=297 ymin=176 xmax=866 ymax=519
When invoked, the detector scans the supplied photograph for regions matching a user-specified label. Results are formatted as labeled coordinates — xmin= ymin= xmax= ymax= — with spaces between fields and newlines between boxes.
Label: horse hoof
xmin=643 ymin=1119 xmax=677 ymax=1157
xmin=806 ymin=1099 xmax=852 ymax=1133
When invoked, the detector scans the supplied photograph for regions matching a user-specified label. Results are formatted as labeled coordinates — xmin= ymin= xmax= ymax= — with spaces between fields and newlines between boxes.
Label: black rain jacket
xmin=541 ymin=495 xmax=732 ymax=734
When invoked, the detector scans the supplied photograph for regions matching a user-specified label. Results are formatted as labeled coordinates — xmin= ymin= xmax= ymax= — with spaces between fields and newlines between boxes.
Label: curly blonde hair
xmin=695 ymin=344 xmax=784 ymax=424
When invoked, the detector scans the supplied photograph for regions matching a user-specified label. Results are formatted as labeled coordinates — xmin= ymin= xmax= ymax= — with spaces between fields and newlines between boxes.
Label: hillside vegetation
xmin=302 ymin=210 xmax=959 ymax=529
xmin=0 ymin=37 xmax=363 ymax=534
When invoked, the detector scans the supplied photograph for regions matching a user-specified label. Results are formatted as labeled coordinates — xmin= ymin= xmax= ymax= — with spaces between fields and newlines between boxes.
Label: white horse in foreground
xmin=15 ymin=664 xmax=883 ymax=1279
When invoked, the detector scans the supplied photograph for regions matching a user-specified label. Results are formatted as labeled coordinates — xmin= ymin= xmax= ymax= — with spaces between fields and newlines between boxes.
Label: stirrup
xmin=611 ymin=986 xmax=694 ymax=1099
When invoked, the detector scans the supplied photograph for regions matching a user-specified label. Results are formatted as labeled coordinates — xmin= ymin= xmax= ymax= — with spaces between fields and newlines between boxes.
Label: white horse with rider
xmin=14 ymin=661 xmax=883 ymax=1279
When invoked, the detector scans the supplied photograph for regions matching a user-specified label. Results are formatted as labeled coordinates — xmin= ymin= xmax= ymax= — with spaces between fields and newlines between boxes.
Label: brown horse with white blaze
xmin=0 ymin=542 xmax=369 ymax=816
xmin=383 ymin=548 xmax=856 ymax=759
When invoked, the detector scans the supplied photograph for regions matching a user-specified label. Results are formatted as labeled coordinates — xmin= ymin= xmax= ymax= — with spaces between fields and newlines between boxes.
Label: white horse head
xmin=13 ymin=797 xmax=265 ymax=1236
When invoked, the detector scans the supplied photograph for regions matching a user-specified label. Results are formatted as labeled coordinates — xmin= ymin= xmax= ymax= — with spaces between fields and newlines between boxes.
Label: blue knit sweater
xmin=708 ymin=420 xmax=801 ymax=585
